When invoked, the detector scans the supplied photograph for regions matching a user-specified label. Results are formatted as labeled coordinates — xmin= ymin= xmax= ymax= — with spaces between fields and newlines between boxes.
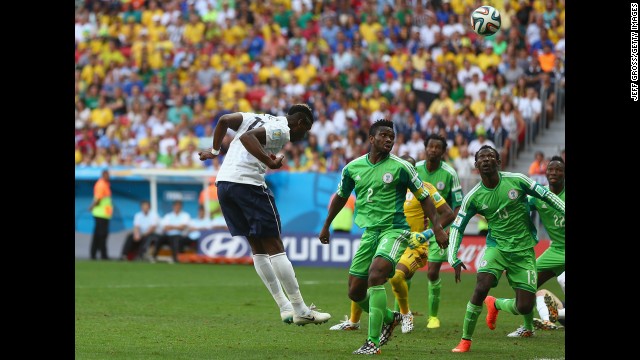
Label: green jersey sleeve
xmin=523 ymin=178 xmax=565 ymax=215
xmin=336 ymin=166 xmax=355 ymax=199
xmin=450 ymin=171 xmax=463 ymax=209
xmin=447 ymin=190 xmax=478 ymax=267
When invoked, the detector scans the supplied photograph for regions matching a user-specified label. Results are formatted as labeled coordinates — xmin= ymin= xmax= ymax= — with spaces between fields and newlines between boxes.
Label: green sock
xmin=367 ymin=285 xmax=387 ymax=346
xmin=428 ymin=278 xmax=441 ymax=317
xmin=393 ymin=278 xmax=411 ymax=312
xmin=461 ymin=302 xmax=483 ymax=340
xmin=523 ymin=310 xmax=534 ymax=331
xmin=494 ymin=298 xmax=520 ymax=315
xmin=356 ymin=293 xmax=370 ymax=314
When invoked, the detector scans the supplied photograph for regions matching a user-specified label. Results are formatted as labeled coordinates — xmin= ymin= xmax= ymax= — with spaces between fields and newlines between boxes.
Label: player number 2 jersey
xmin=336 ymin=153 xmax=429 ymax=230
xmin=215 ymin=113 xmax=290 ymax=187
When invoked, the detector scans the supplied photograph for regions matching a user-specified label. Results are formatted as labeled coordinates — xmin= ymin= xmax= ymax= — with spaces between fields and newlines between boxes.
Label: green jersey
xmin=416 ymin=160 xmax=464 ymax=210
xmin=337 ymin=153 xmax=430 ymax=230
xmin=447 ymin=172 xmax=565 ymax=267
xmin=529 ymin=187 xmax=565 ymax=250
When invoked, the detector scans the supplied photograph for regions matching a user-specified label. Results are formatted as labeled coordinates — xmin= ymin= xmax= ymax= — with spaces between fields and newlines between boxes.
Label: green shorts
xmin=478 ymin=247 xmax=537 ymax=294
xmin=427 ymin=238 xmax=447 ymax=263
xmin=536 ymin=247 xmax=565 ymax=275
xmin=349 ymin=228 xmax=410 ymax=279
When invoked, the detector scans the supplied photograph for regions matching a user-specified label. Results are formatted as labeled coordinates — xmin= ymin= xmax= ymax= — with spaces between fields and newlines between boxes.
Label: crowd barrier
xmin=189 ymin=230 xmax=551 ymax=271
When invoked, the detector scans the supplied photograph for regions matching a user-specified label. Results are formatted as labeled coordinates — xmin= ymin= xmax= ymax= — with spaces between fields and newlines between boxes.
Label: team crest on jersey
xmin=480 ymin=259 xmax=488 ymax=267
xmin=436 ymin=181 xmax=445 ymax=190
xmin=271 ymin=130 xmax=282 ymax=140
xmin=508 ymin=189 xmax=519 ymax=200
xmin=382 ymin=172 xmax=393 ymax=183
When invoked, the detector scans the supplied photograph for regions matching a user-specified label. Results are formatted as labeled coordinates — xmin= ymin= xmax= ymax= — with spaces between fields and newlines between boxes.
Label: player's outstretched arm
xmin=198 ymin=112 xmax=244 ymax=161
xmin=436 ymin=202 xmax=455 ymax=229
xmin=319 ymin=194 xmax=349 ymax=244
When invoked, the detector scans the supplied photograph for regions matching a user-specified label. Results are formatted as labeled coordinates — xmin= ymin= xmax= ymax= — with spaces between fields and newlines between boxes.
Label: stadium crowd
xmin=75 ymin=0 xmax=565 ymax=175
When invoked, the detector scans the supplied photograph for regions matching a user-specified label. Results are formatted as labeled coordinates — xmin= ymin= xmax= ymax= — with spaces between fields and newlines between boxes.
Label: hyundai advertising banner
xmin=197 ymin=230 xmax=551 ymax=271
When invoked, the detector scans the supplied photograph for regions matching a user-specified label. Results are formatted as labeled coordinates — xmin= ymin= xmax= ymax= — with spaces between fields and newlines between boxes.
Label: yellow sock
xmin=390 ymin=269 xmax=410 ymax=314
xmin=350 ymin=301 xmax=363 ymax=323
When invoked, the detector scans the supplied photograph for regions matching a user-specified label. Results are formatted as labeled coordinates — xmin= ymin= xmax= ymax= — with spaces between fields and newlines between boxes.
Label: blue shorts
xmin=217 ymin=181 xmax=282 ymax=238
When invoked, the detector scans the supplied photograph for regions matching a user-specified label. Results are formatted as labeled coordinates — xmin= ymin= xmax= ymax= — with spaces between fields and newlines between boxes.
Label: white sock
xmin=536 ymin=296 xmax=549 ymax=321
xmin=558 ymin=308 xmax=565 ymax=319
xmin=270 ymin=253 xmax=310 ymax=316
xmin=252 ymin=254 xmax=292 ymax=312
xmin=557 ymin=272 xmax=565 ymax=294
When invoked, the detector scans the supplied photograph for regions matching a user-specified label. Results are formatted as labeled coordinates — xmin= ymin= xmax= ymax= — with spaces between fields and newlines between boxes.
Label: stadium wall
xmin=75 ymin=167 xmax=480 ymax=235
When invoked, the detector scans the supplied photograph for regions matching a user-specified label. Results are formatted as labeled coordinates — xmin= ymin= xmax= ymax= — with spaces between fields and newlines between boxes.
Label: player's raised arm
xmin=198 ymin=112 xmax=244 ymax=161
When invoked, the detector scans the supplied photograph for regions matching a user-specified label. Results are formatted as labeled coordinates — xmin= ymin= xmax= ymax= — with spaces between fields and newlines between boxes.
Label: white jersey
xmin=215 ymin=112 xmax=290 ymax=187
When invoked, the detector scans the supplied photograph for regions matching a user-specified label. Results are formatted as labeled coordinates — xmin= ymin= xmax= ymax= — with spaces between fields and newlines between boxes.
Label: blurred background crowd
xmin=75 ymin=0 xmax=565 ymax=175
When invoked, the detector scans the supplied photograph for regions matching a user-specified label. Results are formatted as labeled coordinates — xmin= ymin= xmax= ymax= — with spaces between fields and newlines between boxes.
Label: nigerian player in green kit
xmin=415 ymin=133 xmax=463 ymax=329
xmin=319 ymin=119 xmax=449 ymax=355
xmin=448 ymin=146 xmax=565 ymax=353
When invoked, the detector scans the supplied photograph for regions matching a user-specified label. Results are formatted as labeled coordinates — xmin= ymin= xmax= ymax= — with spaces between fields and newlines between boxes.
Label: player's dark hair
xmin=369 ymin=119 xmax=394 ymax=136
xmin=423 ymin=133 xmax=448 ymax=150
xmin=474 ymin=144 xmax=500 ymax=162
xmin=549 ymin=155 xmax=564 ymax=165
xmin=287 ymin=103 xmax=314 ymax=125
xmin=400 ymin=154 xmax=416 ymax=167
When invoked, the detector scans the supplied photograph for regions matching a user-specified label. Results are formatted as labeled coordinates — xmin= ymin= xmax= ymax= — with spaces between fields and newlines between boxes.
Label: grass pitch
xmin=75 ymin=260 xmax=565 ymax=359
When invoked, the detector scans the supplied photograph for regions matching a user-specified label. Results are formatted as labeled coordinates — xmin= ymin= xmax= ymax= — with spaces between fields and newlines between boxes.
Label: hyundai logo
xmin=199 ymin=232 xmax=250 ymax=258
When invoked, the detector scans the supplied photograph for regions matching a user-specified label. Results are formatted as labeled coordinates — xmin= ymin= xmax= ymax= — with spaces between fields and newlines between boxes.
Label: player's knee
xmin=516 ymin=302 xmax=534 ymax=315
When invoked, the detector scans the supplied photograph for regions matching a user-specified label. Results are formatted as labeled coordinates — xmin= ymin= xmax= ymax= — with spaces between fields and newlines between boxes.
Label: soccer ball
xmin=470 ymin=5 xmax=501 ymax=36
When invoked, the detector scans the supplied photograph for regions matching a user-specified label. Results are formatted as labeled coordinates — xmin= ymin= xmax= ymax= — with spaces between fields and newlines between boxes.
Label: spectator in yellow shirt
xmin=257 ymin=56 xmax=283 ymax=84
xmin=90 ymin=96 xmax=114 ymax=129
xmin=476 ymin=43 xmax=501 ymax=72
xmin=359 ymin=14 xmax=383 ymax=44
xmin=428 ymin=89 xmax=456 ymax=117
xmin=183 ymin=13 xmax=205 ymax=46
xmin=293 ymin=56 xmax=317 ymax=86
xmin=221 ymin=70 xmax=248 ymax=104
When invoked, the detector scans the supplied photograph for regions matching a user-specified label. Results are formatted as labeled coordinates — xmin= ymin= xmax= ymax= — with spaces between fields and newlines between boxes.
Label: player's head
xmin=474 ymin=145 xmax=501 ymax=174
xmin=369 ymin=119 xmax=395 ymax=154
xmin=287 ymin=103 xmax=314 ymax=141
xmin=400 ymin=154 xmax=416 ymax=167
xmin=546 ymin=155 xmax=565 ymax=186
xmin=423 ymin=133 xmax=447 ymax=162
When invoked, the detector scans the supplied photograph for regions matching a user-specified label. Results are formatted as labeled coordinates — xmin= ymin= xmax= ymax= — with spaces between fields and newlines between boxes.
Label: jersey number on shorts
xmin=526 ymin=270 xmax=537 ymax=286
